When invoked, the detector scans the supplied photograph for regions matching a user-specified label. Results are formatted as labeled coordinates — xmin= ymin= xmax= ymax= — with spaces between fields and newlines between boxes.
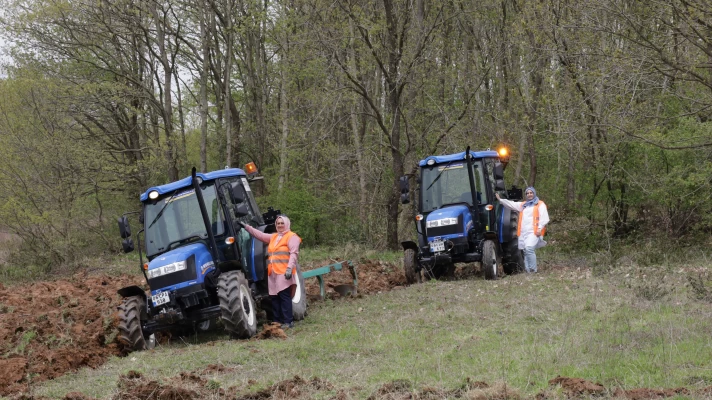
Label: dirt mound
xmin=302 ymin=259 xmax=406 ymax=300
xmin=367 ymin=379 xmax=518 ymax=399
xmin=548 ymin=376 xmax=605 ymax=396
xmin=612 ymin=387 xmax=690 ymax=399
xmin=254 ymin=322 xmax=287 ymax=340
xmin=0 ymin=272 xmax=144 ymax=396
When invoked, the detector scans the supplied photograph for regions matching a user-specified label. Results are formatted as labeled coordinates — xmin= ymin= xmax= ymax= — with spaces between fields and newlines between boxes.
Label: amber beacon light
xmin=244 ymin=162 xmax=258 ymax=176
xmin=497 ymin=146 xmax=510 ymax=163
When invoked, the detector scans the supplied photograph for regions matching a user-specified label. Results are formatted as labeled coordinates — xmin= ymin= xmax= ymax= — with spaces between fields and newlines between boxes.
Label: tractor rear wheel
xmin=482 ymin=240 xmax=503 ymax=280
xmin=117 ymin=296 xmax=155 ymax=352
xmin=217 ymin=270 xmax=257 ymax=339
xmin=292 ymin=265 xmax=308 ymax=321
xmin=503 ymin=240 xmax=524 ymax=274
xmin=404 ymin=249 xmax=421 ymax=284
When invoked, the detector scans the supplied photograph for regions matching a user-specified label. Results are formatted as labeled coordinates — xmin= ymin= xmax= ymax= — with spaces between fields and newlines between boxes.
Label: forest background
xmin=0 ymin=0 xmax=711 ymax=276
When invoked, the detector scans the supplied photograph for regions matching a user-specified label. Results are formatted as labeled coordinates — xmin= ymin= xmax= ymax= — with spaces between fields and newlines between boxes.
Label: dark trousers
xmin=271 ymin=287 xmax=293 ymax=324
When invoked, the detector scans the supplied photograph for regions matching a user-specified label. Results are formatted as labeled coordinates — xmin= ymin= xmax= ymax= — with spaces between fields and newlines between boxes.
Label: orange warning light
xmin=244 ymin=162 xmax=258 ymax=175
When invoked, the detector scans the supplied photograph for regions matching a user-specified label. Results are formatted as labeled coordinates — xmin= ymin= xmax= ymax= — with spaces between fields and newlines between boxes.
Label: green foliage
xmin=257 ymin=177 xmax=324 ymax=246
xmin=687 ymin=272 xmax=712 ymax=303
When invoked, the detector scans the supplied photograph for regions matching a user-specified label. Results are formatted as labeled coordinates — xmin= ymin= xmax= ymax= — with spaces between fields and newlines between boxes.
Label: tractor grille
xmin=148 ymin=255 xmax=197 ymax=290
xmin=426 ymin=215 xmax=464 ymax=238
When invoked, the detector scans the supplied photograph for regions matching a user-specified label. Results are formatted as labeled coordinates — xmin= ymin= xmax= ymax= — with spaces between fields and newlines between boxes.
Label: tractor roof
xmin=418 ymin=150 xmax=499 ymax=167
xmin=140 ymin=168 xmax=247 ymax=201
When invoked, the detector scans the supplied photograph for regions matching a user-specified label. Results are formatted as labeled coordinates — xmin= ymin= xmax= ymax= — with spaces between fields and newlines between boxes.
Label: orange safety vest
xmin=266 ymin=231 xmax=301 ymax=276
xmin=517 ymin=201 xmax=547 ymax=237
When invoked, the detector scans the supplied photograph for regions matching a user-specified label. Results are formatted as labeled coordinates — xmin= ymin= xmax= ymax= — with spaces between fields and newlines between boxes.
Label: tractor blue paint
xmin=140 ymin=168 xmax=247 ymax=201
xmin=147 ymin=242 xmax=215 ymax=295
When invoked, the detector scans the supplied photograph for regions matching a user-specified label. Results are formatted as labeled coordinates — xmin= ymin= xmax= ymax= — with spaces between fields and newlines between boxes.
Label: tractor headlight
xmin=148 ymin=190 xmax=159 ymax=200
xmin=426 ymin=159 xmax=435 ymax=166
xmin=426 ymin=218 xmax=458 ymax=228
xmin=148 ymin=261 xmax=187 ymax=279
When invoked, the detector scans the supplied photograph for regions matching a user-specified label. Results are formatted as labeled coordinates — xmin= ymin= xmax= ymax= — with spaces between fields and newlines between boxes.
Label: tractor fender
xmin=117 ymin=285 xmax=147 ymax=302
xmin=401 ymin=240 xmax=419 ymax=254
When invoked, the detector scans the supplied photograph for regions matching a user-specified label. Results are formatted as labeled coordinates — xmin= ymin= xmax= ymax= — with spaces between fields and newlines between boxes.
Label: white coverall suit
xmin=499 ymin=198 xmax=549 ymax=272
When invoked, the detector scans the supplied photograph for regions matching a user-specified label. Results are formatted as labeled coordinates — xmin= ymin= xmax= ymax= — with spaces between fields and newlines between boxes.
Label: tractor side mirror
xmin=231 ymin=184 xmax=246 ymax=203
xmin=118 ymin=216 xmax=131 ymax=238
xmin=399 ymin=176 xmax=410 ymax=204
xmin=493 ymin=162 xmax=505 ymax=180
xmin=122 ymin=238 xmax=135 ymax=253
xmin=495 ymin=179 xmax=506 ymax=191
xmin=234 ymin=202 xmax=249 ymax=217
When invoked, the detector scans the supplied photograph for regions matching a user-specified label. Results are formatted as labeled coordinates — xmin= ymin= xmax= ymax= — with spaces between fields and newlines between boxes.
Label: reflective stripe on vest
xmin=266 ymin=231 xmax=301 ymax=275
xmin=517 ymin=201 xmax=546 ymax=237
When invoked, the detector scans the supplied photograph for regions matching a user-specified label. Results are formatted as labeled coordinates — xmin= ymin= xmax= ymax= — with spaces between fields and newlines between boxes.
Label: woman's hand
xmin=495 ymin=193 xmax=501 ymax=200
xmin=284 ymin=267 xmax=293 ymax=280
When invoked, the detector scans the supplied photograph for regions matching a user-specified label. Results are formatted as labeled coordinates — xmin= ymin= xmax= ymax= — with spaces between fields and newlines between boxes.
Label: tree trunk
xmin=278 ymin=69 xmax=289 ymax=192
xmin=224 ymin=0 xmax=233 ymax=168
xmin=199 ymin=0 xmax=209 ymax=172
xmin=150 ymin=2 xmax=178 ymax=181
xmin=384 ymin=0 xmax=403 ymax=251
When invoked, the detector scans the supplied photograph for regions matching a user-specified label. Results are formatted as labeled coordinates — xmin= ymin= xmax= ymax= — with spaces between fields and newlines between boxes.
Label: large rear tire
xmin=217 ymin=271 xmax=257 ymax=339
xmin=483 ymin=240 xmax=503 ymax=280
xmin=292 ymin=265 xmax=308 ymax=321
xmin=117 ymin=296 xmax=155 ymax=352
xmin=503 ymin=240 xmax=524 ymax=274
xmin=404 ymin=249 xmax=422 ymax=284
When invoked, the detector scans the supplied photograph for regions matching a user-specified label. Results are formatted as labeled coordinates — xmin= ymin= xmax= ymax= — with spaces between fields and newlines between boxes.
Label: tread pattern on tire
xmin=404 ymin=248 xmax=421 ymax=284
xmin=117 ymin=296 xmax=148 ymax=352
xmin=483 ymin=240 xmax=502 ymax=280
xmin=217 ymin=270 xmax=257 ymax=339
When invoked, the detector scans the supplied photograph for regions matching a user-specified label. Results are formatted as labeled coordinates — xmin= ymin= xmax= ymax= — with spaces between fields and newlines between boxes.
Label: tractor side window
xmin=474 ymin=162 xmax=487 ymax=204
xmin=222 ymin=177 xmax=264 ymax=227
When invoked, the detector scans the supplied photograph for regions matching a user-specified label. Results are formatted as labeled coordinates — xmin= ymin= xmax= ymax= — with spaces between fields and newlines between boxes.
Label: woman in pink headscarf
xmin=240 ymin=215 xmax=301 ymax=329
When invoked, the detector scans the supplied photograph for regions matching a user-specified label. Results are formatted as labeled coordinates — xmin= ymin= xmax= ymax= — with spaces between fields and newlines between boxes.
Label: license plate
xmin=152 ymin=292 xmax=170 ymax=306
xmin=430 ymin=240 xmax=445 ymax=252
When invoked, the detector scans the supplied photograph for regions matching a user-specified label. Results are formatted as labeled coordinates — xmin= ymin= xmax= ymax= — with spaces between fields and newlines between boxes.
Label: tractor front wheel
xmin=482 ymin=240 xmax=503 ymax=280
xmin=217 ymin=271 xmax=257 ymax=339
xmin=117 ymin=296 xmax=155 ymax=352
xmin=404 ymin=249 xmax=422 ymax=284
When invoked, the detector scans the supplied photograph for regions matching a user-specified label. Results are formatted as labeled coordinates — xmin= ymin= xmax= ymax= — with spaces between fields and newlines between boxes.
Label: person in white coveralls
xmin=496 ymin=187 xmax=549 ymax=273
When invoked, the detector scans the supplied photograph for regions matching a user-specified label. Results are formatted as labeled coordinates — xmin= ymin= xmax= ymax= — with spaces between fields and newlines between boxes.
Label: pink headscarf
xmin=275 ymin=215 xmax=291 ymax=233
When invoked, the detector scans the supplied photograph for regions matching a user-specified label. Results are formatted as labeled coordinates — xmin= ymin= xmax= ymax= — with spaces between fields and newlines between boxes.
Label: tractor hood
xmin=147 ymin=242 xmax=216 ymax=294
xmin=425 ymin=204 xmax=474 ymax=242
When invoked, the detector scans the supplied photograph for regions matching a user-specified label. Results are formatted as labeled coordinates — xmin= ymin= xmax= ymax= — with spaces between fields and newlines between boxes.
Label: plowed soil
xmin=0 ymin=260 xmax=406 ymax=396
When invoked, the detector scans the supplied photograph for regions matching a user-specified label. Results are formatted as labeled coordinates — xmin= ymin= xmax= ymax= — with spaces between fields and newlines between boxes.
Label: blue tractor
xmin=116 ymin=166 xmax=307 ymax=351
xmin=399 ymin=147 xmax=524 ymax=282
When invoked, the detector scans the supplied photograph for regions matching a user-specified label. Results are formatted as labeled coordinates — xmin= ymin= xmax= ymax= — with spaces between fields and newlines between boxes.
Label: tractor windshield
xmin=420 ymin=160 xmax=486 ymax=213
xmin=144 ymin=183 xmax=225 ymax=258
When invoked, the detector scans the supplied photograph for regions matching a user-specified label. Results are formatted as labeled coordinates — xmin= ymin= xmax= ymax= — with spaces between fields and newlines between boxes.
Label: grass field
xmin=23 ymin=250 xmax=712 ymax=399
